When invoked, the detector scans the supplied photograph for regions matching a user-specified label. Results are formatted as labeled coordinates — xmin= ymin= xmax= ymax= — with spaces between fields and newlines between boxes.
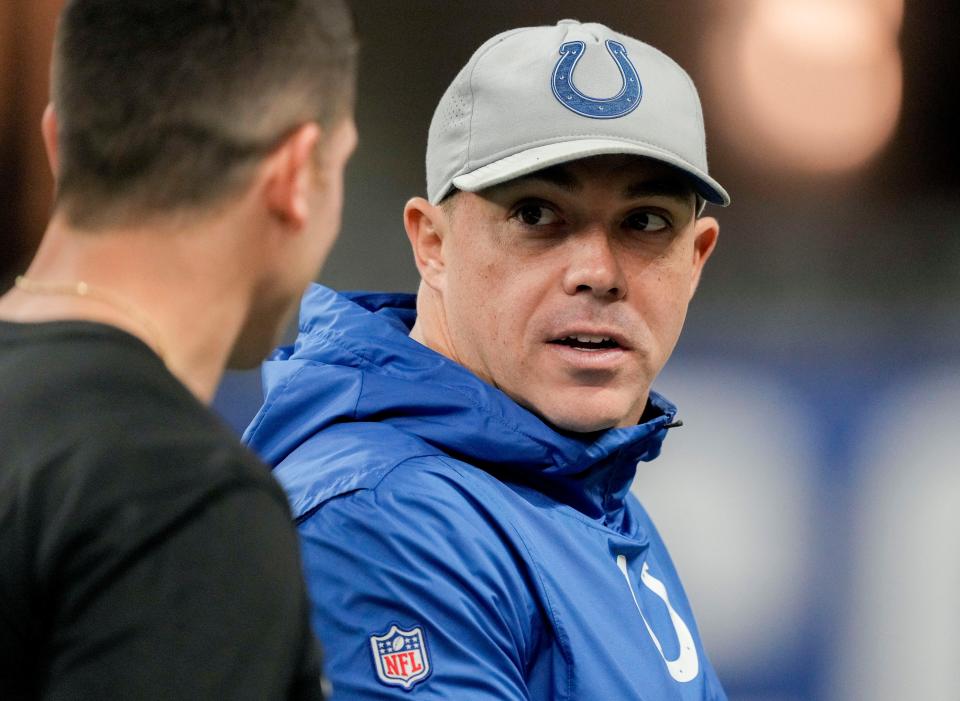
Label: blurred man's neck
xmin=0 ymin=210 xmax=257 ymax=403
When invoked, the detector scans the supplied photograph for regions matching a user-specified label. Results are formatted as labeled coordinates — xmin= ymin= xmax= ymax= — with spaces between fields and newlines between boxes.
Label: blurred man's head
xmin=50 ymin=0 xmax=357 ymax=229
xmin=405 ymin=21 xmax=728 ymax=432
xmin=44 ymin=0 xmax=359 ymax=367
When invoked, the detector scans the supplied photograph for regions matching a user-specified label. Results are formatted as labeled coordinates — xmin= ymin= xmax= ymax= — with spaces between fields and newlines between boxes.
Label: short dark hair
xmin=52 ymin=0 xmax=357 ymax=228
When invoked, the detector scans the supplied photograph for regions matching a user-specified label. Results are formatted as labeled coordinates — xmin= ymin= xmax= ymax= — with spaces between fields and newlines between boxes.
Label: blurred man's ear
xmin=262 ymin=122 xmax=322 ymax=232
xmin=41 ymin=104 xmax=58 ymax=176
xmin=689 ymin=216 xmax=719 ymax=299
xmin=403 ymin=197 xmax=448 ymax=291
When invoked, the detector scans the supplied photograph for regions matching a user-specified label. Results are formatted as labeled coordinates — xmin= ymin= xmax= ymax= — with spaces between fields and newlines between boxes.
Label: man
xmin=247 ymin=20 xmax=730 ymax=699
xmin=0 ymin=1 xmax=356 ymax=698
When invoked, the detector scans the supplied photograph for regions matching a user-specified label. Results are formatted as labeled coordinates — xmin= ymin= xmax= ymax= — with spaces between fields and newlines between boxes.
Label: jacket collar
xmin=251 ymin=284 xmax=678 ymax=524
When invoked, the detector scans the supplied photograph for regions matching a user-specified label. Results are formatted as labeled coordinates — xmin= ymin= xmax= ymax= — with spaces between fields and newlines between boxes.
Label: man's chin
xmin=547 ymin=415 xmax=620 ymax=435
xmin=226 ymin=342 xmax=270 ymax=370
xmin=227 ymin=319 xmax=288 ymax=369
xmin=227 ymin=295 xmax=299 ymax=369
xmin=525 ymin=401 xmax=623 ymax=435
xmin=503 ymin=382 xmax=641 ymax=434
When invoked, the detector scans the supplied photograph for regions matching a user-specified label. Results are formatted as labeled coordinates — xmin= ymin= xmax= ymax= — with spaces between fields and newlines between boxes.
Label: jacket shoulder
xmin=273 ymin=421 xmax=454 ymax=521
xmin=295 ymin=452 xmax=543 ymax=699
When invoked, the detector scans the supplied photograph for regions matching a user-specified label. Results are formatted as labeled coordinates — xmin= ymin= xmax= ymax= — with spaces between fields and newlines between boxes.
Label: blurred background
xmin=2 ymin=1 xmax=958 ymax=699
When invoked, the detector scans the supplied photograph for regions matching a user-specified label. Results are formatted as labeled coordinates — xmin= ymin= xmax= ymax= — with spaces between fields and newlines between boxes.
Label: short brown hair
xmin=52 ymin=0 xmax=357 ymax=228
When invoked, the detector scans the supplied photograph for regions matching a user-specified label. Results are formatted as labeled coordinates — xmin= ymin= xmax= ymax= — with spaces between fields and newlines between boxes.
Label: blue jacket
xmin=245 ymin=284 xmax=727 ymax=700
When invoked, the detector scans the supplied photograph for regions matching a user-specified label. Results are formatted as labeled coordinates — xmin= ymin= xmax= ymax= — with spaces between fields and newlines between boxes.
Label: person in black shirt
xmin=0 ymin=1 xmax=357 ymax=698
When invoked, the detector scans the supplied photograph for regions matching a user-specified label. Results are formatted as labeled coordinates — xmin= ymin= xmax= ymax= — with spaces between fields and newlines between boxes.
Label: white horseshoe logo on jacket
xmin=616 ymin=554 xmax=699 ymax=683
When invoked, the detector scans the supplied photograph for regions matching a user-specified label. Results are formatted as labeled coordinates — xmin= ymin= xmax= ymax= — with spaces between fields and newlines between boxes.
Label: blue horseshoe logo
xmin=551 ymin=40 xmax=642 ymax=119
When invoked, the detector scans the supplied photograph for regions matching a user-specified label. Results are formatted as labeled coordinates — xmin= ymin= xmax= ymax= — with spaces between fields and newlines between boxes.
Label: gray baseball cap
xmin=426 ymin=19 xmax=730 ymax=208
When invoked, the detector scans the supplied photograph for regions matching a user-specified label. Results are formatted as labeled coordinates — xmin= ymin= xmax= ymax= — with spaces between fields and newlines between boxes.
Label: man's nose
xmin=561 ymin=227 xmax=627 ymax=300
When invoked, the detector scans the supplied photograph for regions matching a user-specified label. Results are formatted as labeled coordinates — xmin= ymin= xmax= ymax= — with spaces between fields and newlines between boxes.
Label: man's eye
xmin=515 ymin=203 xmax=560 ymax=226
xmin=624 ymin=211 xmax=669 ymax=232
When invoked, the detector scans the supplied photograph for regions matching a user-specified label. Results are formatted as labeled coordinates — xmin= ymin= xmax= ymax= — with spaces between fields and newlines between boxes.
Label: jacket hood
xmin=244 ymin=284 xmax=678 ymax=523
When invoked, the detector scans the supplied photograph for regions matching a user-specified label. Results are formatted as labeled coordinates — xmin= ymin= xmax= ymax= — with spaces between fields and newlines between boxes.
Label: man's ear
xmin=404 ymin=197 xmax=448 ymax=291
xmin=688 ymin=215 xmax=719 ymax=299
xmin=41 ymin=104 xmax=58 ymax=176
xmin=263 ymin=122 xmax=322 ymax=231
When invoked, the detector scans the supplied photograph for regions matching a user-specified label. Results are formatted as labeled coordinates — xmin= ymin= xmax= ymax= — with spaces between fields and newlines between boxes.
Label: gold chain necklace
xmin=14 ymin=275 xmax=167 ymax=361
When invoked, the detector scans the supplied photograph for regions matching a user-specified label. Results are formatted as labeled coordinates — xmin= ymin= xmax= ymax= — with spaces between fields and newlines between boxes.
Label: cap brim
xmin=450 ymin=138 xmax=730 ymax=207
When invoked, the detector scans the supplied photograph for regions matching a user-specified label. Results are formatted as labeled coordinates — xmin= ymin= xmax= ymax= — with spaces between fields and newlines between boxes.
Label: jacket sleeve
xmin=296 ymin=459 xmax=537 ymax=700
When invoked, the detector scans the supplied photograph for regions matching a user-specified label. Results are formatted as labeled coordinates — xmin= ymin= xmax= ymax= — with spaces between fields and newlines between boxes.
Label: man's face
xmin=231 ymin=116 xmax=357 ymax=368
xmin=434 ymin=155 xmax=718 ymax=432
xmin=299 ymin=117 xmax=358 ymax=285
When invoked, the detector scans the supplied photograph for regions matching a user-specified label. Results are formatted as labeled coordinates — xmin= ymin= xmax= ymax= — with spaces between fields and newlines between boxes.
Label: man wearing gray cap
xmin=246 ymin=19 xmax=729 ymax=699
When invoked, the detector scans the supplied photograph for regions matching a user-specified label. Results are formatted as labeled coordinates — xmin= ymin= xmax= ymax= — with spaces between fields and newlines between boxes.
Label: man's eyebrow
xmin=507 ymin=165 xmax=581 ymax=192
xmin=496 ymin=167 xmax=696 ymax=205
xmin=624 ymin=178 xmax=696 ymax=203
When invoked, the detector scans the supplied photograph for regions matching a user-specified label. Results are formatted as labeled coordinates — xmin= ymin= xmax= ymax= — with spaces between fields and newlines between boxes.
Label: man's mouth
xmin=550 ymin=334 xmax=623 ymax=351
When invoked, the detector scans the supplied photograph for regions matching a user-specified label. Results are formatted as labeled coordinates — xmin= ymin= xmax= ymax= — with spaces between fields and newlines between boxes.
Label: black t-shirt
xmin=0 ymin=320 xmax=324 ymax=700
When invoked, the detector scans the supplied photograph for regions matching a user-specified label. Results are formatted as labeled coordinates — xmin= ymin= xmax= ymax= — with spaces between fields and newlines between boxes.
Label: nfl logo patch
xmin=369 ymin=624 xmax=431 ymax=689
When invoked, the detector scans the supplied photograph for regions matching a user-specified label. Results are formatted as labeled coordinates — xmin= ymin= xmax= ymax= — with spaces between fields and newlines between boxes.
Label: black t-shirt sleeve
xmin=0 ymin=324 xmax=325 ymax=699
xmin=39 ymin=482 xmax=323 ymax=700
